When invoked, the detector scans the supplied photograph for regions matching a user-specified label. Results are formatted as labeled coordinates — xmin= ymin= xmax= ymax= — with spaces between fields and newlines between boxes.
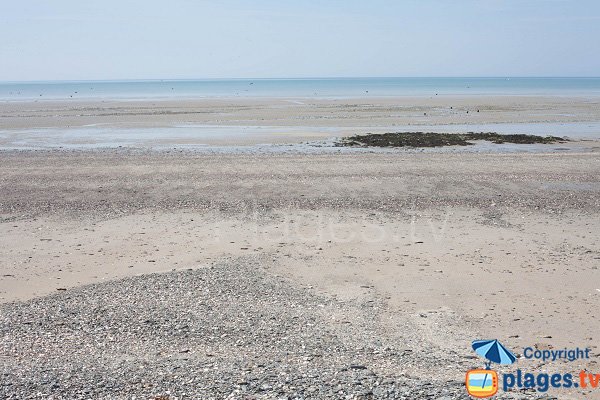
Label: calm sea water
xmin=1 ymin=77 xmax=600 ymax=100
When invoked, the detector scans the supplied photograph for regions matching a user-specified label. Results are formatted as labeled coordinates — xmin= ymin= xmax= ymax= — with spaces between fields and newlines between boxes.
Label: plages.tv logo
xmin=466 ymin=339 xmax=517 ymax=398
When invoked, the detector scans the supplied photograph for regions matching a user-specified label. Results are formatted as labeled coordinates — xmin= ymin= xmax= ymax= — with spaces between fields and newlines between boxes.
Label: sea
xmin=1 ymin=77 xmax=600 ymax=100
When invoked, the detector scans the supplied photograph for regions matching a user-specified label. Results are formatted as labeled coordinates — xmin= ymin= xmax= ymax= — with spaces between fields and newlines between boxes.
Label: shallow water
xmin=0 ymin=122 xmax=598 ymax=154
xmin=1 ymin=121 xmax=599 ymax=151
xmin=0 ymin=125 xmax=342 ymax=149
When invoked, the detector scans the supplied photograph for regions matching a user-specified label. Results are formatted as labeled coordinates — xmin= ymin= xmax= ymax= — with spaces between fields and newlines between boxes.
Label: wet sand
xmin=2 ymin=96 xmax=600 ymax=151
xmin=2 ymin=96 xmax=600 ymax=139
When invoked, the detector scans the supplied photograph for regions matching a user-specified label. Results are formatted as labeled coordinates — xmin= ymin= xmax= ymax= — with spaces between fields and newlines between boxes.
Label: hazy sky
xmin=1 ymin=0 xmax=599 ymax=81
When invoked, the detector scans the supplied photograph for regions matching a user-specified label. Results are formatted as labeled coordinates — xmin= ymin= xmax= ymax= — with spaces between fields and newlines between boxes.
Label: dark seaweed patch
xmin=338 ymin=132 xmax=566 ymax=148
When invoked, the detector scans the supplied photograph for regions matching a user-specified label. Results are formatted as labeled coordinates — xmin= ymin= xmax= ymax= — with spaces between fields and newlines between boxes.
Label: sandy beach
xmin=1 ymin=119 xmax=599 ymax=398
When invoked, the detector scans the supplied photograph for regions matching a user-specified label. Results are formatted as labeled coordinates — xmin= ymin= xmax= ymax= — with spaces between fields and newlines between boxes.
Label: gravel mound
xmin=1 ymin=257 xmax=537 ymax=399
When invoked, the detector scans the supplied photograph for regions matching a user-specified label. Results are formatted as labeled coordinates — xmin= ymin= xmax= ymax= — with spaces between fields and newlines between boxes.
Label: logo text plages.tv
xmin=465 ymin=339 xmax=597 ymax=397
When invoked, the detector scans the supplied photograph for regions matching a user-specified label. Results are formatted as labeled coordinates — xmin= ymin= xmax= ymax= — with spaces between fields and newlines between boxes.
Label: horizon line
xmin=2 ymin=76 xmax=600 ymax=84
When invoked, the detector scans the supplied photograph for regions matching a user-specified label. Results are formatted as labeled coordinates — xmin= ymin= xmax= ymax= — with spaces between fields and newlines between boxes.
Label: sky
xmin=1 ymin=0 xmax=599 ymax=81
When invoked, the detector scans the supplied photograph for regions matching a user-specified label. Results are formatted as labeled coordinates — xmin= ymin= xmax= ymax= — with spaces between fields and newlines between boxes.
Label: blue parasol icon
xmin=472 ymin=339 xmax=516 ymax=367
